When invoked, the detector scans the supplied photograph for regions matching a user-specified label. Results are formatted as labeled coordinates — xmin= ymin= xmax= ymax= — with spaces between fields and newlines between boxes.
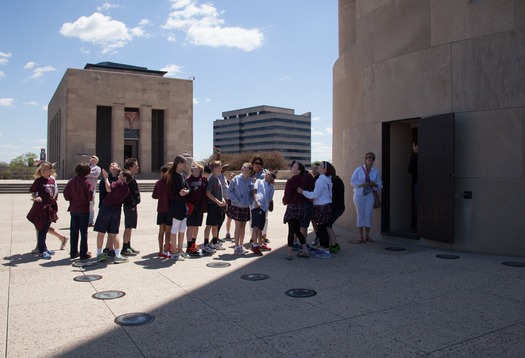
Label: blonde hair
xmin=33 ymin=161 xmax=56 ymax=179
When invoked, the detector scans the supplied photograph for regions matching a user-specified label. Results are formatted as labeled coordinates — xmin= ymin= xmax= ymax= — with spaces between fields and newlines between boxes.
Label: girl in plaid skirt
xmin=298 ymin=161 xmax=333 ymax=259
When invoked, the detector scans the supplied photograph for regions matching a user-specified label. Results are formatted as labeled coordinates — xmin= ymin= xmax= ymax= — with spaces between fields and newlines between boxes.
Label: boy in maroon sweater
xmin=94 ymin=169 xmax=133 ymax=263
xmin=63 ymin=163 xmax=94 ymax=260
xmin=152 ymin=162 xmax=172 ymax=258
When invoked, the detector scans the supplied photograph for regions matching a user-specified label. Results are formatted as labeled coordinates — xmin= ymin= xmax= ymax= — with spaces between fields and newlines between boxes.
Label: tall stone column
xmin=140 ymin=105 xmax=152 ymax=174
xmin=112 ymin=103 xmax=125 ymax=165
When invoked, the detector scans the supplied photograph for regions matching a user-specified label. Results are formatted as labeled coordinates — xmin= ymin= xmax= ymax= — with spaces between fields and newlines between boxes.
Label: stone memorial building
xmin=47 ymin=62 xmax=193 ymax=179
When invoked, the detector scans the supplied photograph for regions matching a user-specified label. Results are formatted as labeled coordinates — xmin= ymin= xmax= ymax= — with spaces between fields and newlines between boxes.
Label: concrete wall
xmin=48 ymin=68 xmax=193 ymax=179
xmin=334 ymin=0 xmax=525 ymax=256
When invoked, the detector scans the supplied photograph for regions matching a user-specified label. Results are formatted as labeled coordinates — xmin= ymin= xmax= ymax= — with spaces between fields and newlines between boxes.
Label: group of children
xmin=152 ymin=155 xmax=276 ymax=260
xmin=30 ymin=154 xmax=353 ymax=263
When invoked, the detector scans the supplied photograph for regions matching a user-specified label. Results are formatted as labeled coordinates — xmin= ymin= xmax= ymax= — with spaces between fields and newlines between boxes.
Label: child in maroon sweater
xmin=63 ymin=163 xmax=94 ymax=260
xmin=94 ymin=169 xmax=132 ymax=263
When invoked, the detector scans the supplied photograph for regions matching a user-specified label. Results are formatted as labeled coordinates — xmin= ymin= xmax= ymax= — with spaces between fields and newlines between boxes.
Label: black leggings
xmin=287 ymin=219 xmax=306 ymax=247
xmin=318 ymin=223 xmax=329 ymax=249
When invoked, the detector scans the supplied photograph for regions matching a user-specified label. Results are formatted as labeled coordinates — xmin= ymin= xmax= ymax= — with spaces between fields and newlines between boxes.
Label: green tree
xmin=9 ymin=152 xmax=38 ymax=168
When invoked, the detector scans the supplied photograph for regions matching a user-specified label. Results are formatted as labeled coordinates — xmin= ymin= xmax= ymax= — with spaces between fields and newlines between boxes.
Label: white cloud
xmin=0 ymin=71 xmax=5 ymax=79
xmin=42 ymin=105 xmax=48 ymax=111
xmin=312 ymin=116 xmax=321 ymax=122
xmin=24 ymin=101 xmax=39 ymax=106
xmin=80 ymin=47 xmax=91 ymax=54
xmin=0 ymin=98 xmax=14 ymax=107
xmin=24 ymin=61 xmax=37 ymax=69
xmin=312 ymin=130 xmax=324 ymax=137
xmin=324 ymin=127 xmax=333 ymax=135
xmin=167 ymin=34 xmax=177 ymax=42
xmin=60 ymin=12 xmax=147 ymax=54
xmin=160 ymin=64 xmax=183 ymax=77
xmin=96 ymin=3 xmax=120 ymax=12
xmin=139 ymin=19 xmax=150 ymax=26
xmin=28 ymin=66 xmax=56 ymax=79
xmin=193 ymin=98 xmax=199 ymax=105
xmin=163 ymin=0 xmax=264 ymax=51
xmin=0 ymin=52 xmax=11 ymax=65
xmin=311 ymin=142 xmax=332 ymax=162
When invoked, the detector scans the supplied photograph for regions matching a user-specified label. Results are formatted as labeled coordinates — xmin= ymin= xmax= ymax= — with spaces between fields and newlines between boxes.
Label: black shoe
xmin=106 ymin=249 xmax=115 ymax=257
xmin=70 ymin=253 xmax=79 ymax=259
xmin=79 ymin=254 xmax=92 ymax=260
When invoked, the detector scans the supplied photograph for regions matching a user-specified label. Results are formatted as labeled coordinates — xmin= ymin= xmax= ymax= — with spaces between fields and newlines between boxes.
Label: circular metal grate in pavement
xmin=241 ymin=274 xmax=269 ymax=281
xmin=385 ymin=247 xmax=407 ymax=251
xmin=436 ymin=254 xmax=460 ymax=259
xmin=501 ymin=261 xmax=525 ymax=268
xmin=92 ymin=290 xmax=126 ymax=300
xmin=114 ymin=313 xmax=155 ymax=326
xmin=206 ymin=262 xmax=231 ymax=268
xmin=73 ymin=274 xmax=102 ymax=282
xmin=285 ymin=288 xmax=317 ymax=298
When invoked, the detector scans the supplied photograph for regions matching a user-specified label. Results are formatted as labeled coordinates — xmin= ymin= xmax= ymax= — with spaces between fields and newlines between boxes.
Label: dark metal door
xmin=417 ymin=113 xmax=455 ymax=243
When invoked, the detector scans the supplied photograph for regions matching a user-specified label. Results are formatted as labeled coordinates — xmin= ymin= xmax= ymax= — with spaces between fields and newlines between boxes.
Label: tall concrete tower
xmin=333 ymin=0 xmax=525 ymax=256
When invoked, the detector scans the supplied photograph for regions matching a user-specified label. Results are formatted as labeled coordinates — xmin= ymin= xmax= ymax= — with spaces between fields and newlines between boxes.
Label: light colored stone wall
xmin=334 ymin=0 xmax=525 ymax=256
xmin=48 ymin=68 xmax=193 ymax=179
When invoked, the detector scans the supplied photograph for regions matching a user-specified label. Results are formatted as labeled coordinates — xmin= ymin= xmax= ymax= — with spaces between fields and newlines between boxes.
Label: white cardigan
xmin=351 ymin=165 xmax=383 ymax=195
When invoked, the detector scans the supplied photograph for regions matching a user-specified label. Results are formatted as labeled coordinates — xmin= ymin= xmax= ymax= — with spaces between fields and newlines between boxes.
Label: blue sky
xmin=0 ymin=0 xmax=337 ymax=164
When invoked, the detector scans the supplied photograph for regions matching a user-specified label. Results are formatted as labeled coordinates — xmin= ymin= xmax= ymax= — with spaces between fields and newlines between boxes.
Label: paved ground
xmin=1 ymin=192 xmax=524 ymax=357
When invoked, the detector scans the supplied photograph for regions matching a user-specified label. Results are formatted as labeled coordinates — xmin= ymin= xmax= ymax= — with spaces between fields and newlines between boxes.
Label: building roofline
xmin=84 ymin=62 xmax=167 ymax=76
xmin=222 ymin=105 xmax=295 ymax=117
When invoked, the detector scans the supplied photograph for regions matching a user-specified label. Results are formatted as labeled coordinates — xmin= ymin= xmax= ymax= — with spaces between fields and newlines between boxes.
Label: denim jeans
xmin=70 ymin=212 xmax=89 ymax=257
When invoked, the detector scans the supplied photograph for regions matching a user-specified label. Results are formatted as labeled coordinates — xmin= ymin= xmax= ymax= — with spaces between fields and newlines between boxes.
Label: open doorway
xmin=382 ymin=119 xmax=419 ymax=239
xmin=124 ymin=140 xmax=138 ymax=161
xmin=382 ymin=113 xmax=456 ymax=243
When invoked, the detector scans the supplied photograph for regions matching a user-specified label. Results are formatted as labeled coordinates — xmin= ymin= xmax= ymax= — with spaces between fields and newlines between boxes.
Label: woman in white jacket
xmin=351 ymin=152 xmax=383 ymax=243
xmin=298 ymin=161 xmax=333 ymax=259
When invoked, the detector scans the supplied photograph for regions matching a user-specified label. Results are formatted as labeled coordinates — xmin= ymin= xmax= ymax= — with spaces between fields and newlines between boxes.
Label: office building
xmin=213 ymin=105 xmax=311 ymax=165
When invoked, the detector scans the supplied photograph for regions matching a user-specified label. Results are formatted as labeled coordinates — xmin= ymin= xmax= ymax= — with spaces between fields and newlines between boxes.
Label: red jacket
xmin=63 ymin=175 xmax=93 ymax=213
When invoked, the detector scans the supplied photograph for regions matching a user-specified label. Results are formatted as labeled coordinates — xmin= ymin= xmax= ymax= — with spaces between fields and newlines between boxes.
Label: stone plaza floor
xmin=0 ymin=191 xmax=524 ymax=357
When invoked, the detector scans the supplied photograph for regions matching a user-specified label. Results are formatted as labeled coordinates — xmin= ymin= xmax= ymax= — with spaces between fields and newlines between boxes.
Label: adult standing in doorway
xmin=408 ymin=141 xmax=418 ymax=230
xmin=351 ymin=152 xmax=383 ymax=243
xmin=88 ymin=155 xmax=101 ymax=227
xmin=121 ymin=157 xmax=141 ymax=256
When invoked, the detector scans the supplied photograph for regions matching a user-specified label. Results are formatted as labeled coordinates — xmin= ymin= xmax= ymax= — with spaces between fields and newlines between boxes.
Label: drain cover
xmin=72 ymin=261 xmax=98 ymax=268
xmin=285 ymin=288 xmax=317 ymax=298
xmin=436 ymin=254 xmax=460 ymax=259
xmin=385 ymin=247 xmax=406 ymax=251
xmin=114 ymin=313 xmax=155 ymax=326
xmin=241 ymin=274 xmax=269 ymax=281
xmin=206 ymin=262 xmax=231 ymax=268
xmin=502 ymin=261 xmax=525 ymax=268
xmin=73 ymin=274 xmax=102 ymax=282
xmin=92 ymin=290 xmax=126 ymax=300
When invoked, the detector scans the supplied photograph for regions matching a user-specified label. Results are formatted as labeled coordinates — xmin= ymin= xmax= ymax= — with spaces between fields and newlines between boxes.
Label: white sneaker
xmin=210 ymin=243 xmax=225 ymax=250
xmin=172 ymin=253 xmax=185 ymax=261
xmin=234 ymin=247 xmax=246 ymax=255
xmin=202 ymin=244 xmax=216 ymax=254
